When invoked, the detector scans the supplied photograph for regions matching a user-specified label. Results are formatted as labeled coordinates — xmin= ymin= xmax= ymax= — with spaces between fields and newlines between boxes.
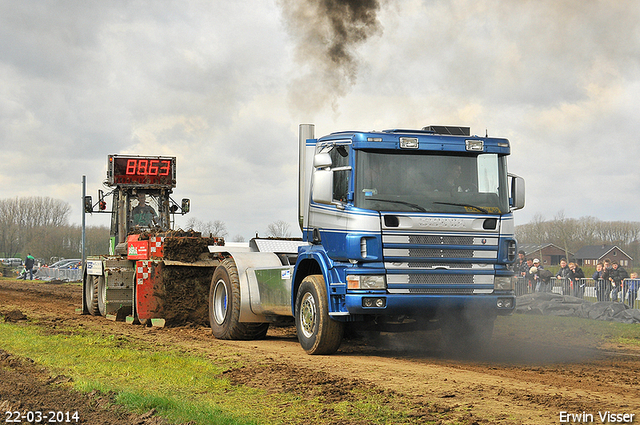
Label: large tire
xmin=209 ymin=258 xmax=269 ymax=340
xmin=84 ymin=272 xmax=100 ymax=316
xmin=295 ymin=275 xmax=344 ymax=355
xmin=95 ymin=275 xmax=107 ymax=317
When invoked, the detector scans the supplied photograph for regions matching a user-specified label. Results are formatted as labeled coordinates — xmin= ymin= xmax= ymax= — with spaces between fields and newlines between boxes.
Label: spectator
xmin=556 ymin=258 xmax=571 ymax=295
xmin=601 ymin=259 xmax=614 ymax=301
xmin=593 ymin=262 xmax=607 ymax=301
xmin=523 ymin=258 xmax=535 ymax=293
xmin=532 ymin=259 xmax=552 ymax=292
xmin=515 ymin=250 xmax=527 ymax=275
xmin=627 ymin=272 xmax=639 ymax=308
xmin=24 ymin=253 xmax=35 ymax=280
xmin=568 ymin=262 xmax=585 ymax=298
xmin=610 ymin=261 xmax=628 ymax=302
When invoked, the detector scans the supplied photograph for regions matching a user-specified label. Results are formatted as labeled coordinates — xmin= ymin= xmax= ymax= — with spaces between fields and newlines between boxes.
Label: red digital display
xmin=108 ymin=155 xmax=176 ymax=187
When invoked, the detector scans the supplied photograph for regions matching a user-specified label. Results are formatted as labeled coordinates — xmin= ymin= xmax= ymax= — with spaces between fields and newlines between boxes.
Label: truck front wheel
xmin=295 ymin=275 xmax=344 ymax=355
xmin=209 ymin=258 xmax=269 ymax=340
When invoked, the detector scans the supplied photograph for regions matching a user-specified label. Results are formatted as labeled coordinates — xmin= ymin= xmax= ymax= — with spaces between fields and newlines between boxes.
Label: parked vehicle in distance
xmin=47 ymin=259 xmax=81 ymax=269
xmin=1 ymin=258 xmax=23 ymax=267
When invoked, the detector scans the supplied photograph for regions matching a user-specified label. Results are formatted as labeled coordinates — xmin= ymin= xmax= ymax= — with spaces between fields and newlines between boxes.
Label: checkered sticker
xmin=137 ymin=261 xmax=150 ymax=285
xmin=149 ymin=236 xmax=164 ymax=257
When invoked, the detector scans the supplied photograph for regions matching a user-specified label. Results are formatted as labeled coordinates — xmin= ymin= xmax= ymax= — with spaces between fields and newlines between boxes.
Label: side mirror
xmin=181 ymin=198 xmax=191 ymax=214
xmin=84 ymin=196 xmax=93 ymax=213
xmin=312 ymin=169 xmax=333 ymax=205
xmin=313 ymin=152 xmax=332 ymax=168
xmin=509 ymin=174 xmax=525 ymax=210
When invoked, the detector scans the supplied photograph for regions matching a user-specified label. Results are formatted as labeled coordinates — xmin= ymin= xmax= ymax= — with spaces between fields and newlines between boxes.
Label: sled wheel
xmin=295 ymin=274 xmax=344 ymax=355
xmin=94 ymin=275 xmax=107 ymax=317
xmin=84 ymin=272 xmax=100 ymax=316
xmin=209 ymin=258 xmax=269 ymax=340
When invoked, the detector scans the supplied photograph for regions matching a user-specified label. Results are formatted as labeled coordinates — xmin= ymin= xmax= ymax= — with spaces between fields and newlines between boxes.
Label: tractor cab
xmin=84 ymin=155 xmax=190 ymax=255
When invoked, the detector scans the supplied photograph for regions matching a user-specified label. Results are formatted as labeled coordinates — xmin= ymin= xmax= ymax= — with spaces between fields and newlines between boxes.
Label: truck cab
xmin=292 ymin=124 xmax=524 ymax=353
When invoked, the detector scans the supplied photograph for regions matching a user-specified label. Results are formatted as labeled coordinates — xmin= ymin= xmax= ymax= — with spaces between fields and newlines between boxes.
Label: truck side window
xmin=330 ymin=145 xmax=350 ymax=203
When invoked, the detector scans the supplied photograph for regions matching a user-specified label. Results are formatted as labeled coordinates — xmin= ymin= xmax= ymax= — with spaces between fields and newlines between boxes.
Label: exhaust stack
xmin=298 ymin=124 xmax=315 ymax=231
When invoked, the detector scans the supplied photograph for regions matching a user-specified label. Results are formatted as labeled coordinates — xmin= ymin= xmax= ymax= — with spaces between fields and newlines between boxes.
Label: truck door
xmin=309 ymin=143 xmax=352 ymax=261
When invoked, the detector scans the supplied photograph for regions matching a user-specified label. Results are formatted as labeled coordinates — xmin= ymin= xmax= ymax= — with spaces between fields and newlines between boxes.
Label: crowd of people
xmin=514 ymin=251 xmax=639 ymax=307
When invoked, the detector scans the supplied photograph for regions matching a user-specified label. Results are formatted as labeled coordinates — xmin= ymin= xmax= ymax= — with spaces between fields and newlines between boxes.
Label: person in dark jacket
xmin=515 ymin=250 xmax=527 ymax=274
xmin=592 ymin=262 xmax=606 ymax=301
xmin=627 ymin=272 xmax=639 ymax=308
xmin=24 ymin=253 xmax=35 ymax=280
xmin=568 ymin=262 xmax=585 ymax=298
xmin=556 ymin=258 xmax=571 ymax=295
xmin=601 ymin=259 xmax=614 ymax=301
xmin=523 ymin=258 xmax=535 ymax=293
xmin=610 ymin=262 xmax=628 ymax=302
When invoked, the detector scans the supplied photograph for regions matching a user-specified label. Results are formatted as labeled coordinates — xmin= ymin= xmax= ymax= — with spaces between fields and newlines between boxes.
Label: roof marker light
xmin=400 ymin=137 xmax=419 ymax=149
xmin=465 ymin=140 xmax=484 ymax=151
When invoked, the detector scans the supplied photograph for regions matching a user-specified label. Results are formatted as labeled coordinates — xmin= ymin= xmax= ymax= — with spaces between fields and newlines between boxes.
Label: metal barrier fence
xmin=515 ymin=277 xmax=640 ymax=308
xmin=34 ymin=267 xmax=82 ymax=282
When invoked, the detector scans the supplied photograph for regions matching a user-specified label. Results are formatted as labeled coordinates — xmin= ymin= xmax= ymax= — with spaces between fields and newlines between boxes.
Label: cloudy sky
xmin=1 ymin=0 xmax=639 ymax=240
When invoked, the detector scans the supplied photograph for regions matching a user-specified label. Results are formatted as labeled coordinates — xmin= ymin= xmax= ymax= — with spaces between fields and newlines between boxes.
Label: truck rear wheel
xmin=295 ymin=274 xmax=344 ymax=355
xmin=209 ymin=258 xmax=269 ymax=340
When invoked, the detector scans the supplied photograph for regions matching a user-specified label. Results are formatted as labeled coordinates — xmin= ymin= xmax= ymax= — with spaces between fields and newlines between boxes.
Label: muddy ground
xmin=1 ymin=279 xmax=639 ymax=425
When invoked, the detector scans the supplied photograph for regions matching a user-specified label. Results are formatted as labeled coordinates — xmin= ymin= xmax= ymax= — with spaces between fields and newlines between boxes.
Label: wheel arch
xmin=292 ymin=251 xmax=334 ymax=316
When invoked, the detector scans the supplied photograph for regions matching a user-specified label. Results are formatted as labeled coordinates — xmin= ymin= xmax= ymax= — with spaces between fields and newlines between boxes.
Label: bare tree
xmin=0 ymin=196 xmax=72 ymax=258
xmin=231 ymin=234 xmax=246 ymax=243
xmin=266 ymin=220 xmax=292 ymax=238
xmin=186 ymin=217 xmax=228 ymax=238
xmin=516 ymin=212 xmax=640 ymax=268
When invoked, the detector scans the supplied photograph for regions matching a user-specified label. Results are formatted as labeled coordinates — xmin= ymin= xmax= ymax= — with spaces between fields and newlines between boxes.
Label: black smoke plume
xmin=279 ymin=0 xmax=384 ymax=114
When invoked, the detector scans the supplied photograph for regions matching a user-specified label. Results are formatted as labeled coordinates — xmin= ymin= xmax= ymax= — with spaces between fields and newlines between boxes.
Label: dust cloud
xmin=345 ymin=318 xmax=603 ymax=365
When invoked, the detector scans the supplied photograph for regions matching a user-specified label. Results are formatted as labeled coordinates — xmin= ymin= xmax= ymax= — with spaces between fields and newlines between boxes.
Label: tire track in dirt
xmin=2 ymin=280 xmax=640 ymax=424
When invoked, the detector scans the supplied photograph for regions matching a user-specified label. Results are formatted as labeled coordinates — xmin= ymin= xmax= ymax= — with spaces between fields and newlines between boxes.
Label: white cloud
xmin=1 ymin=0 xmax=640 ymax=239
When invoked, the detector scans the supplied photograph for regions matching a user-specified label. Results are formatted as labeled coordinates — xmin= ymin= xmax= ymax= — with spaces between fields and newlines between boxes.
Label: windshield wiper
xmin=365 ymin=197 xmax=427 ymax=212
xmin=433 ymin=201 xmax=489 ymax=214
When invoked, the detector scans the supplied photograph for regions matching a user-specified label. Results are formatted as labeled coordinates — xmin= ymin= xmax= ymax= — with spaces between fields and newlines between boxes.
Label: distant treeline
xmin=0 ymin=196 xmax=109 ymax=262
xmin=516 ymin=212 xmax=640 ymax=262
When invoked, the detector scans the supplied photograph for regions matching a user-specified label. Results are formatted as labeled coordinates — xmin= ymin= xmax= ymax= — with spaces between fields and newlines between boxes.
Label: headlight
xmin=347 ymin=275 xmax=386 ymax=290
xmin=494 ymin=276 xmax=514 ymax=290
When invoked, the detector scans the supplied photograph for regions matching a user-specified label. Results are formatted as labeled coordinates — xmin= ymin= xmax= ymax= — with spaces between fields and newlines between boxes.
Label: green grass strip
xmin=0 ymin=323 xmax=259 ymax=425
xmin=0 ymin=322 xmax=420 ymax=424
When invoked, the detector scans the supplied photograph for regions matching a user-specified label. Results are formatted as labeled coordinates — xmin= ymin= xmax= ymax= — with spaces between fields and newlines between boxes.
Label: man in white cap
xmin=532 ymin=258 xmax=545 ymax=292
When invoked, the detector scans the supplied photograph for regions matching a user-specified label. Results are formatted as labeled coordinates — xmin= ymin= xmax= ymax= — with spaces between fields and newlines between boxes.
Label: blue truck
xmin=208 ymin=124 xmax=525 ymax=354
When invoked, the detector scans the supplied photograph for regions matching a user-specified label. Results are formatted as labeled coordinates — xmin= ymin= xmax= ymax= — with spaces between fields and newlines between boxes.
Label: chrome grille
xmin=407 ymin=288 xmax=475 ymax=294
xmin=408 ymin=248 xmax=474 ymax=258
xmin=408 ymin=274 xmax=475 ymax=285
xmin=407 ymin=262 xmax=472 ymax=269
xmin=408 ymin=235 xmax=474 ymax=245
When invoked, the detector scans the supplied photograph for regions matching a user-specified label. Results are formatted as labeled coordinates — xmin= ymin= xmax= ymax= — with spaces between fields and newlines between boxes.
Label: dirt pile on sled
xmin=155 ymin=233 xmax=223 ymax=326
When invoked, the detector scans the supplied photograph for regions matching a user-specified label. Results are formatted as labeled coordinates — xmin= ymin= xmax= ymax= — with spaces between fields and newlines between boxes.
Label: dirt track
xmin=1 ymin=279 xmax=640 ymax=425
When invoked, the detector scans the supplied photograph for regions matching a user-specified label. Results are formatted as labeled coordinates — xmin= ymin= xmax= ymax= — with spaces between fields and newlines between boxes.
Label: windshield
xmin=127 ymin=192 xmax=165 ymax=230
xmin=354 ymin=150 xmax=509 ymax=214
